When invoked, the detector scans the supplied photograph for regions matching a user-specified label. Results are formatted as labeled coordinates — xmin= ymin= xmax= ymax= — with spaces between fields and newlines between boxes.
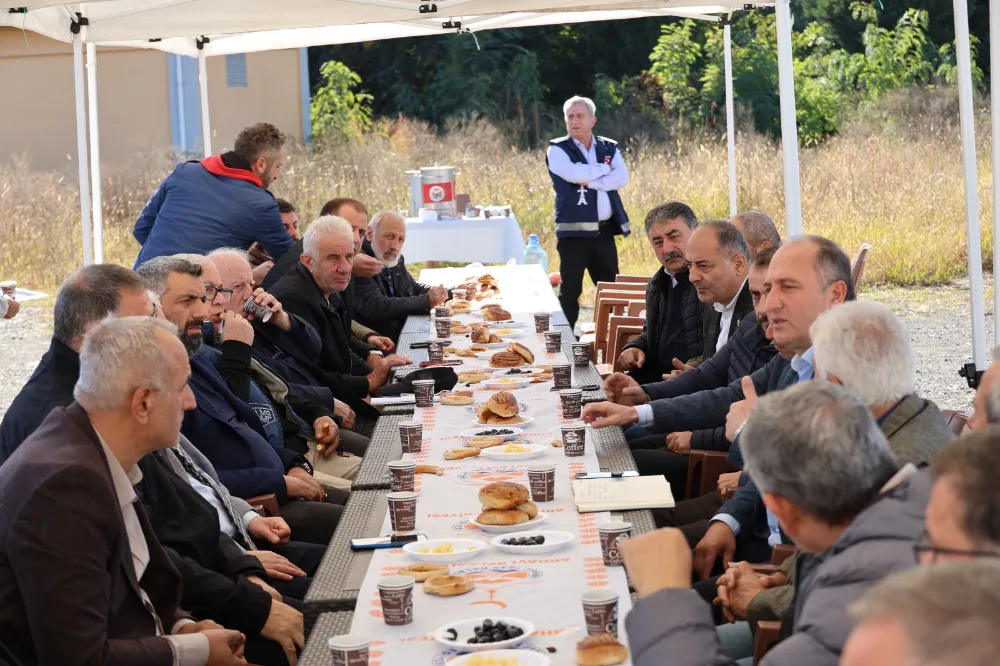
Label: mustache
xmin=663 ymin=251 xmax=685 ymax=262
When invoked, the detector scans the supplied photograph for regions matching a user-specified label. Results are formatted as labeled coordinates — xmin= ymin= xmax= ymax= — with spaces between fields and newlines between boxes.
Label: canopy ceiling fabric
xmin=1 ymin=0 xmax=772 ymax=51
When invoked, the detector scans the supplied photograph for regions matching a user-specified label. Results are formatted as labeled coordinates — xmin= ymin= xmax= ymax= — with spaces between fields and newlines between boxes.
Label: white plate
xmin=489 ymin=367 xmax=544 ymax=376
xmin=402 ymin=538 xmax=486 ymax=563
xmin=483 ymin=319 xmax=518 ymax=326
xmin=474 ymin=513 xmax=547 ymax=534
xmin=479 ymin=341 xmax=509 ymax=349
xmin=449 ymin=650 xmax=550 ymax=666
xmin=470 ymin=415 xmax=534 ymax=428
xmin=459 ymin=426 xmax=524 ymax=440
xmin=475 ymin=350 xmax=499 ymax=360
xmin=432 ymin=617 xmax=535 ymax=652
xmin=483 ymin=443 xmax=548 ymax=461
xmin=487 ymin=328 xmax=526 ymax=337
xmin=482 ymin=377 xmax=534 ymax=390
xmin=490 ymin=531 xmax=575 ymax=555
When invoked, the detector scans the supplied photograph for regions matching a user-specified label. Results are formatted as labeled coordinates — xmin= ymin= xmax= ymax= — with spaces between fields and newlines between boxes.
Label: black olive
xmin=495 ymin=621 xmax=507 ymax=630
xmin=482 ymin=619 xmax=493 ymax=629
xmin=492 ymin=631 xmax=504 ymax=642
xmin=445 ymin=628 xmax=458 ymax=640
xmin=467 ymin=637 xmax=478 ymax=644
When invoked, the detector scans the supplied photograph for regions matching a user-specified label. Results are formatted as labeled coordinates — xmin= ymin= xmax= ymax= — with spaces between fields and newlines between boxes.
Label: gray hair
xmin=369 ymin=210 xmax=405 ymax=236
xmin=136 ymin=256 xmax=203 ymax=297
xmin=699 ymin=220 xmax=750 ymax=261
xmin=741 ymin=381 xmax=899 ymax=525
xmin=303 ymin=215 xmax=354 ymax=259
xmin=931 ymin=430 xmax=1000 ymax=549
xmin=563 ymin=95 xmax=596 ymax=117
xmin=732 ymin=211 xmax=782 ymax=252
xmin=208 ymin=247 xmax=251 ymax=263
xmin=173 ymin=253 xmax=211 ymax=269
xmin=53 ymin=264 xmax=145 ymax=349
xmin=644 ymin=201 xmax=699 ymax=235
xmin=811 ymin=301 xmax=915 ymax=407
xmin=850 ymin=561 xmax=1000 ymax=666
xmin=789 ymin=235 xmax=856 ymax=302
xmin=74 ymin=316 xmax=179 ymax=412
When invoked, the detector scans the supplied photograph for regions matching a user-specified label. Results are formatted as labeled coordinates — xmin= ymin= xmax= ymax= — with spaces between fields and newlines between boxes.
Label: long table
xmin=303 ymin=265 xmax=649 ymax=664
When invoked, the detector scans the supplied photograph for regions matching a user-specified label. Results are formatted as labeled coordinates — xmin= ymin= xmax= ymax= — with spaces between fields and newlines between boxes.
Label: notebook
xmin=571 ymin=475 xmax=676 ymax=513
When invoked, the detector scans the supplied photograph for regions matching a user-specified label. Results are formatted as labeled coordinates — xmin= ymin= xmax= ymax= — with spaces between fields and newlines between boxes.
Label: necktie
xmin=171 ymin=446 xmax=254 ymax=549
xmin=384 ymin=270 xmax=395 ymax=296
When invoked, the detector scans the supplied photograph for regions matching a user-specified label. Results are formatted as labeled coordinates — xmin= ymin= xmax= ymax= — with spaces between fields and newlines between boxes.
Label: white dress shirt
xmin=714 ymin=279 xmax=748 ymax=353
xmin=546 ymin=136 xmax=629 ymax=222
xmin=96 ymin=431 xmax=210 ymax=666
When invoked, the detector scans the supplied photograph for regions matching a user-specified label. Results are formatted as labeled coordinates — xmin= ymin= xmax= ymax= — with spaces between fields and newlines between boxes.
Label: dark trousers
xmin=262 ymin=540 xmax=327 ymax=600
xmin=281 ymin=485 xmax=350 ymax=546
xmin=557 ymin=227 xmax=620 ymax=329
xmin=693 ymin=532 xmax=773 ymax=625
xmin=654 ymin=491 xmax=725 ymax=536
xmin=631 ymin=438 xmax=690 ymax=499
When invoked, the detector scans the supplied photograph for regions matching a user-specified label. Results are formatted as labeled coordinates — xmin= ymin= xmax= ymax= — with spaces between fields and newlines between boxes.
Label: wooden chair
xmin=247 ymin=493 xmax=281 ymax=517
xmin=579 ymin=280 xmax=646 ymax=336
xmin=584 ymin=289 xmax=646 ymax=363
xmin=626 ymin=301 xmax=646 ymax=317
xmin=607 ymin=314 xmax=644 ymax=365
xmin=851 ymin=244 xmax=873 ymax=291
xmin=752 ymin=545 xmax=796 ymax=663
xmin=942 ymin=409 xmax=971 ymax=437
xmin=615 ymin=274 xmax=652 ymax=285
xmin=684 ymin=451 xmax=740 ymax=500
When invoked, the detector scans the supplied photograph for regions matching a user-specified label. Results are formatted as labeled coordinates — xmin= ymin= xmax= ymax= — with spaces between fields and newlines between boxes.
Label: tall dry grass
xmin=0 ymin=89 xmax=994 ymax=292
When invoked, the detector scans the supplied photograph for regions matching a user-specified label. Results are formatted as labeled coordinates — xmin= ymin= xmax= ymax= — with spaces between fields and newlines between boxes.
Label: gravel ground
xmin=0 ymin=283 xmax=988 ymax=417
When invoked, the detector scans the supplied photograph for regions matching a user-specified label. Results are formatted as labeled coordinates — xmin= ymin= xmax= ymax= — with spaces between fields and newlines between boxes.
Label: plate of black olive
xmin=432 ymin=616 xmax=535 ymax=652
xmin=489 ymin=530 xmax=574 ymax=555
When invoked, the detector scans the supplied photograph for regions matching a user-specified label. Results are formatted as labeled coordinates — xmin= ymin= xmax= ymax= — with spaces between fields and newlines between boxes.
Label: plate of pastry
xmin=470 ymin=391 xmax=533 ymax=427
xmin=482 ymin=442 xmax=547 ymax=461
xmin=474 ymin=482 xmax=546 ymax=533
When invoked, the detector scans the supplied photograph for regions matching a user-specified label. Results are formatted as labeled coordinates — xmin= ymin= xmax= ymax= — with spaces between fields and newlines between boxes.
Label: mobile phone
xmin=574 ymin=471 xmax=639 ymax=480
xmin=350 ymin=533 xmax=427 ymax=550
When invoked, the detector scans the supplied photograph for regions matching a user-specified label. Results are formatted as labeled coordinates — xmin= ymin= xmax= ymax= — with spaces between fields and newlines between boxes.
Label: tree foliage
xmin=310 ymin=60 xmax=373 ymax=141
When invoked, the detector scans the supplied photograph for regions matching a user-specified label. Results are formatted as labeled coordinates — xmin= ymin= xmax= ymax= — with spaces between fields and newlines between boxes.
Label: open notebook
xmin=571 ymin=475 xmax=676 ymax=513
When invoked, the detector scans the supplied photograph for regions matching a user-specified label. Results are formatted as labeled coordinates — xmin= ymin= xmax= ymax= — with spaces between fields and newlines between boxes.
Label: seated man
xmin=730 ymin=210 xmax=780 ymax=260
xmin=0 ymin=316 xmax=248 ymax=666
xmin=137 ymin=255 xmax=348 ymax=546
xmin=270 ymin=215 xmax=410 ymax=399
xmin=620 ymin=381 xmax=928 ymax=666
xmin=617 ymin=201 xmax=704 ymax=383
xmin=0 ymin=264 xmax=154 ymax=463
xmin=967 ymin=346 xmax=1000 ymax=433
xmin=210 ymin=247 xmax=375 ymax=446
xmin=354 ymin=210 xmax=449 ymax=341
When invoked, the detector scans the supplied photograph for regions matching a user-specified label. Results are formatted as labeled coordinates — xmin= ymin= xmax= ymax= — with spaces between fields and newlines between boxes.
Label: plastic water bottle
xmin=524 ymin=234 xmax=548 ymax=271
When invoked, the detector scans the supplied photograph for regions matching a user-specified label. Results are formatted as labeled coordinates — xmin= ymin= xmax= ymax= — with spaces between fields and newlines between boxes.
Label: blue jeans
xmin=717 ymin=621 xmax=754 ymax=664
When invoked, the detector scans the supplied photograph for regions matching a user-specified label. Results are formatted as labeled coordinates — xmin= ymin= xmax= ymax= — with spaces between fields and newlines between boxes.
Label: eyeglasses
xmin=912 ymin=528 xmax=1000 ymax=562
xmin=204 ymin=285 xmax=234 ymax=300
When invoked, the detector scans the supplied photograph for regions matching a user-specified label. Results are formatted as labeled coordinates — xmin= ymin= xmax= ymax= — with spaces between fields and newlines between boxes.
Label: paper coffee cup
xmin=559 ymin=388 xmax=583 ymax=420
xmin=413 ymin=379 xmax=436 ymax=408
xmin=561 ymin=422 xmax=586 ymax=457
xmin=387 ymin=491 xmax=418 ymax=532
xmin=527 ymin=465 xmax=556 ymax=502
xmin=544 ymin=330 xmax=562 ymax=353
xmin=398 ymin=421 xmax=423 ymax=454
xmin=434 ymin=306 xmax=451 ymax=319
xmin=453 ymin=288 xmax=467 ymax=300
xmin=598 ymin=521 xmax=632 ymax=567
xmin=571 ymin=342 xmax=591 ymax=366
xmin=551 ymin=363 xmax=571 ymax=390
xmin=388 ymin=460 xmax=416 ymax=492
xmin=243 ymin=296 xmax=273 ymax=323
xmin=434 ymin=317 xmax=451 ymax=338
xmin=533 ymin=312 xmax=551 ymax=333
xmin=427 ymin=341 xmax=446 ymax=363
xmin=377 ymin=575 xmax=415 ymax=626
xmin=328 ymin=635 xmax=371 ymax=666
xmin=582 ymin=589 xmax=620 ymax=637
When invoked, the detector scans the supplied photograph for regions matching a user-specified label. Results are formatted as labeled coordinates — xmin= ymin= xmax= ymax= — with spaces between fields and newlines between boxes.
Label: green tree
xmin=310 ymin=60 xmax=373 ymax=141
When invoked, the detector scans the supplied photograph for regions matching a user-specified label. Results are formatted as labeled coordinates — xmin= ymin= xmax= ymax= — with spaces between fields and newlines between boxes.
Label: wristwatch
xmin=369 ymin=350 xmax=384 ymax=358
xmin=733 ymin=419 xmax=748 ymax=441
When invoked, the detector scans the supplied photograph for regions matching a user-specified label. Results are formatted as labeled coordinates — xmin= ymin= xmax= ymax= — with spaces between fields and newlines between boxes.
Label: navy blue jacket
xmin=133 ymin=153 xmax=293 ymax=267
xmin=182 ymin=344 xmax=304 ymax=502
xmin=547 ymin=136 xmax=630 ymax=239
xmin=644 ymin=314 xmax=777 ymax=450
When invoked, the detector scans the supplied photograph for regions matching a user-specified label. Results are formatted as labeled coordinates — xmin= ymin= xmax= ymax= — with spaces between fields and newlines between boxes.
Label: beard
xmin=374 ymin=243 xmax=401 ymax=268
xmin=179 ymin=318 xmax=205 ymax=358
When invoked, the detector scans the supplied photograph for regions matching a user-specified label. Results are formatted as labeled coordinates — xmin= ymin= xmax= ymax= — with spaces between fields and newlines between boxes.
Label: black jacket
xmin=0 ymin=337 xmax=78 ymax=464
xmin=623 ymin=268 xmax=705 ymax=380
xmin=261 ymin=238 xmax=302 ymax=292
xmin=701 ymin=279 xmax=755 ymax=360
xmin=270 ymin=262 xmax=375 ymax=399
xmin=353 ymin=243 xmax=432 ymax=341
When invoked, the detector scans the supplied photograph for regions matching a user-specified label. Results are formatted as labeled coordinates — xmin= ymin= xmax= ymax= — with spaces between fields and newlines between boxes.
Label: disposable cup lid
xmin=388 ymin=460 xmax=417 ymax=469
xmin=387 ymin=491 xmax=418 ymax=500
xmin=598 ymin=520 xmax=633 ymax=532
xmin=328 ymin=635 xmax=370 ymax=650
xmin=378 ymin=575 xmax=415 ymax=589
xmin=582 ymin=589 xmax=620 ymax=604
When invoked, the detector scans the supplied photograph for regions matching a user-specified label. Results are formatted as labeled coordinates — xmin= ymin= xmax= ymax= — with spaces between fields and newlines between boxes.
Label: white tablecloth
xmin=348 ymin=269 xmax=634 ymax=665
xmin=404 ymin=215 xmax=527 ymax=264
xmin=418 ymin=264 xmax=556 ymax=314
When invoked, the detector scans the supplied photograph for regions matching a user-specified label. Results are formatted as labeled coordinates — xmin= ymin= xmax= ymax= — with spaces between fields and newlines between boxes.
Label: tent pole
xmin=197 ymin=44 xmax=212 ymax=156
xmin=774 ymin=0 xmax=802 ymax=236
xmin=723 ymin=16 xmax=737 ymax=217
xmin=953 ymin=0 xmax=988 ymax=371
xmin=992 ymin=0 xmax=1000 ymax=348
xmin=86 ymin=42 xmax=104 ymax=263
xmin=73 ymin=33 xmax=94 ymax=266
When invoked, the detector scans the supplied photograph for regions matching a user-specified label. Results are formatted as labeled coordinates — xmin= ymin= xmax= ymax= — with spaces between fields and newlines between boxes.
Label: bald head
xmin=731 ymin=211 xmax=781 ymax=259
xmin=209 ymin=248 xmax=257 ymax=311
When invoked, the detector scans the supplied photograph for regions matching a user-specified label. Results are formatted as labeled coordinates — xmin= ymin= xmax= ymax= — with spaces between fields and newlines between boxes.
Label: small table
xmin=403 ymin=215 xmax=527 ymax=264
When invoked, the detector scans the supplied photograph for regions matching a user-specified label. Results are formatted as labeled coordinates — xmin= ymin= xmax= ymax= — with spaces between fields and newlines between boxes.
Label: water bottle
xmin=524 ymin=234 xmax=548 ymax=271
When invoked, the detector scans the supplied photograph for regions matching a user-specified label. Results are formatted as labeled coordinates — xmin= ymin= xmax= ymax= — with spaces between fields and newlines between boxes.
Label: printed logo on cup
xmin=572 ymin=342 xmax=590 ymax=365
xmin=377 ymin=576 xmax=415 ymax=626
xmin=552 ymin=364 xmax=571 ymax=390
xmin=527 ymin=466 xmax=555 ymax=502
xmin=582 ymin=590 xmax=620 ymax=637
xmin=533 ymin=312 xmax=551 ymax=333
xmin=544 ymin=330 xmax=562 ymax=353
xmin=598 ymin=521 xmax=632 ymax=567
xmin=387 ymin=492 xmax=418 ymax=532
xmin=413 ymin=380 xmax=436 ymax=408
xmin=561 ymin=423 xmax=586 ymax=457
xmin=398 ymin=421 xmax=423 ymax=454
xmin=329 ymin=635 xmax=371 ymax=666
xmin=388 ymin=460 xmax=416 ymax=492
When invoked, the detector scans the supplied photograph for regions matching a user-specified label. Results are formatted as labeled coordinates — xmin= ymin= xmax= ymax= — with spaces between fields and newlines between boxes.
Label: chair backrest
xmin=593 ymin=292 xmax=645 ymax=362
xmin=595 ymin=280 xmax=646 ymax=294
xmin=607 ymin=314 xmax=644 ymax=367
xmin=626 ymin=301 xmax=646 ymax=317
xmin=851 ymin=244 xmax=873 ymax=291
xmin=615 ymin=274 xmax=652 ymax=285
xmin=941 ymin=409 xmax=971 ymax=437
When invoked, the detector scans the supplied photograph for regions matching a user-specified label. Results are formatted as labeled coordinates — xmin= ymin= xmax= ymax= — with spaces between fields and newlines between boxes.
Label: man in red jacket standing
xmin=133 ymin=123 xmax=293 ymax=268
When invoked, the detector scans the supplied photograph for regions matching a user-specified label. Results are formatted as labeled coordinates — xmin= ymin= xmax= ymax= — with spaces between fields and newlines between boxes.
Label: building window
xmin=226 ymin=54 xmax=247 ymax=87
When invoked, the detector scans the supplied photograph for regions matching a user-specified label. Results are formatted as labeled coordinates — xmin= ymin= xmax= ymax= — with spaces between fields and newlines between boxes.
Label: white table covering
xmin=404 ymin=215 xmax=527 ymax=265
xmin=349 ymin=272 xmax=634 ymax=665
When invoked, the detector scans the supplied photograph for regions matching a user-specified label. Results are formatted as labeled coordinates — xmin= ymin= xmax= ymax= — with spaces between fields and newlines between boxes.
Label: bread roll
xmin=576 ymin=634 xmax=629 ymax=666
xmin=423 ymin=574 xmax=475 ymax=597
xmin=476 ymin=406 xmax=497 ymax=423
xmin=471 ymin=327 xmax=490 ymax=344
xmin=487 ymin=414 xmax=523 ymax=425
xmin=516 ymin=501 xmax=538 ymax=519
xmin=508 ymin=342 xmax=535 ymax=365
xmin=476 ymin=508 xmax=529 ymax=526
xmin=486 ymin=391 xmax=519 ymax=418
xmin=484 ymin=307 xmax=512 ymax=321
xmin=444 ymin=448 xmax=481 ymax=460
xmin=478 ymin=481 xmax=531 ymax=509
xmin=397 ymin=563 xmax=449 ymax=582
xmin=414 ymin=465 xmax=444 ymax=475
xmin=440 ymin=394 xmax=474 ymax=406
xmin=490 ymin=351 xmax=524 ymax=368
xmin=457 ymin=372 xmax=488 ymax=384
xmin=467 ymin=436 xmax=505 ymax=449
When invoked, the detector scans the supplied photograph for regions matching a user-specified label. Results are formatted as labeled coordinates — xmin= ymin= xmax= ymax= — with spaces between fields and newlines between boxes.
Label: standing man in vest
xmin=546 ymin=96 xmax=631 ymax=330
